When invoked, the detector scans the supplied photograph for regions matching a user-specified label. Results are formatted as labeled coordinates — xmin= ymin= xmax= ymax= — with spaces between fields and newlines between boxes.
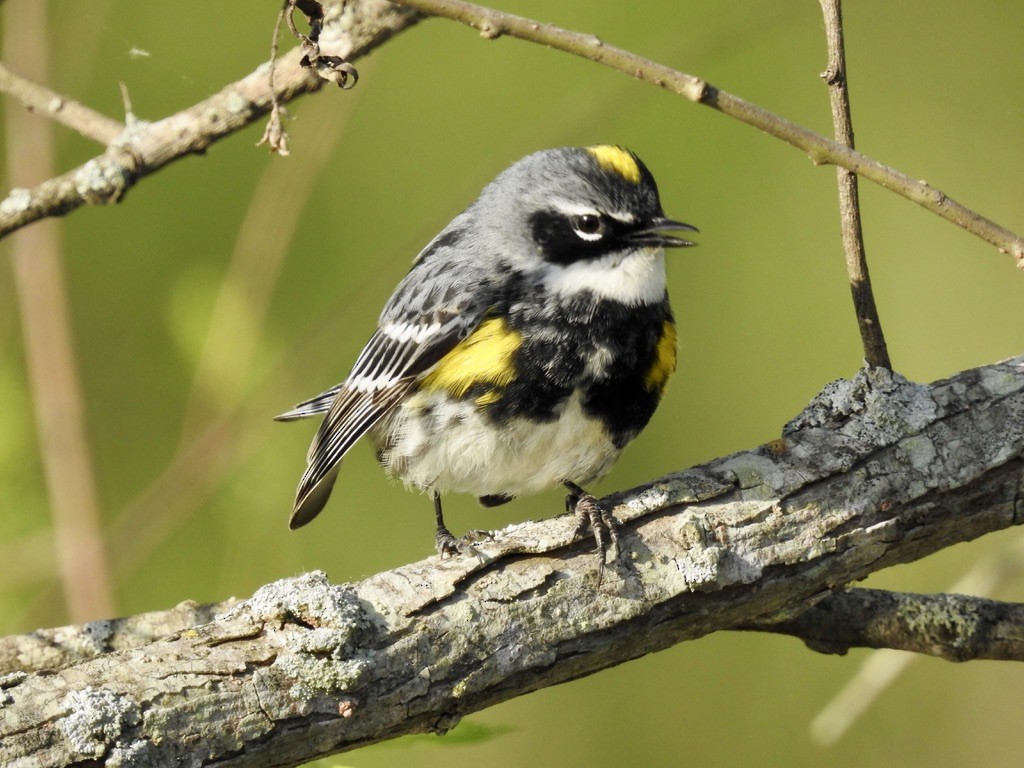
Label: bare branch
xmin=389 ymin=0 xmax=1024 ymax=266
xmin=3 ymin=0 xmax=1022 ymax=268
xmin=0 ymin=0 xmax=421 ymax=239
xmin=743 ymin=588 xmax=1024 ymax=661
xmin=818 ymin=0 xmax=890 ymax=369
xmin=0 ymin=62 xmax=123 ymax=145
xmin=2 ymin=357 xmax=1024 ymax=765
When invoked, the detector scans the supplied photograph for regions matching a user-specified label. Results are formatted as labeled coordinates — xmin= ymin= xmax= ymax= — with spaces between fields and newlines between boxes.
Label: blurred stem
xmin=3 ymin=0 xmax=115 ymax=622
xmin=819 ymin=0 xmax=891 ymax=369
xmin=389 ymin=0 xmax=1024 ymax=266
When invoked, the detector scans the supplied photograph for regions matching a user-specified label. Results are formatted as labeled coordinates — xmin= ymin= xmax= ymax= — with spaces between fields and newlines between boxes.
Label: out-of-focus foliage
xmin=2 ymin=1 xmax=1023 ymax=766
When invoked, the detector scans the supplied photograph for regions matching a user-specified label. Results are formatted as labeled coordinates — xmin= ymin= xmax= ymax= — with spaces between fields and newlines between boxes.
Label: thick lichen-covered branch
xmin=1 ymin=356 xmax=1023 ymax=767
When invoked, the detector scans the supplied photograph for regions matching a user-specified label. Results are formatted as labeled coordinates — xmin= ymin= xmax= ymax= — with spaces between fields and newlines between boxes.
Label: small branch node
xmin=692 ymin=77 xmax=710 ymax=103
xmin=820 ymin=65 xmax=842 ymax=85
xmin=118 ymin=81 xmax=135 ymax=123
xmin=478 ymin=22 xmax=502 ymax=39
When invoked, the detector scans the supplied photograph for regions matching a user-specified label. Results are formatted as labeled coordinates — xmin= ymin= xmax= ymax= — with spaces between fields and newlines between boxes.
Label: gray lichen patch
xmin=49 ymin=619 xmax=116 ymax=658
xmin=249 ymin=632 xmax=371 ymax=723
xmin=223 ymin=573 xmax=380 ymax=719
xmin=785 ymin=365 xmax=937 ymax=446
xmin=269 ymin=651 xmax=370 ymax=701
xmin=671 ymin=542 xmax=762 ymax=592
xmin=900 ymin=435 xmax=938 ymax=472
xmin=978 ymin=363 xmax=1024 ymax=397
xmin=73 ymin=157 xmax=132 ymax=203
xmin=107 ymin=739 xmax=160 ymax=768
xmin=0 ymin=187 xmax=31 ymax=216
xmin=718 ymin=452 xmax=787 ymax=497
xmin=226 ymin=571 xmax=371 ymax=647
xmin=223 ymin=89 xmax=251 ymax=116
xmin=59 ymin=687 xmax=141 ymax=759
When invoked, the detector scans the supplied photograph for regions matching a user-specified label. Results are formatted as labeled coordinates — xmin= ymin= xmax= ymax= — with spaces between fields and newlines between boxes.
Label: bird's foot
xmin=435 ymin=526 xmax=491 ymax=558
xmin=566 ymin=487 xmax=620 ymax=563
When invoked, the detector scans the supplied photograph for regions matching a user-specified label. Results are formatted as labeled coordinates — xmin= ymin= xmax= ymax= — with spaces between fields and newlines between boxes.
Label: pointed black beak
xmin=626 ymin=217 xmax=699 ymax=248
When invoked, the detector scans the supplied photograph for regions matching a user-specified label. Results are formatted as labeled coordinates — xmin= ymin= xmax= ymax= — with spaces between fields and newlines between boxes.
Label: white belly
xmin=372 ymin=391 xmax=621 ymax=498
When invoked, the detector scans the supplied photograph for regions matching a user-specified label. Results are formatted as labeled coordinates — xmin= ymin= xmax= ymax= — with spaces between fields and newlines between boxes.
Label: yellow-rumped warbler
xmin=277 ymin=145 xmax=696 ymax=556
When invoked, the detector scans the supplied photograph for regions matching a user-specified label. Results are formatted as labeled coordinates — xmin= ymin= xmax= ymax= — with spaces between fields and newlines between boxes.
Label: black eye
xmin=571 ymin=214 xmax=605 ymax=241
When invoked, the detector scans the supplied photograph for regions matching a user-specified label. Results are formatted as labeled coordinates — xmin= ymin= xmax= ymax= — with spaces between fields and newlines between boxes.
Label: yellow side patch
xmin=644 ymin=320 xmax=677 ymax=392
xmin=420 ymin=318 xmax=521 ymax=399
xmin=586 ymin=145 xmax=642 ymax=184
xmin=475 ymin=389 xmax=502 ymax=406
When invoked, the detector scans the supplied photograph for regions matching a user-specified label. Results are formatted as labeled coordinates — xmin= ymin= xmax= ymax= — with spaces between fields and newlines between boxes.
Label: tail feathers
xmin=289 ymin=462 xmax=342 ymax=529
xmin=275 ymin=384 xmax=343 ymax=422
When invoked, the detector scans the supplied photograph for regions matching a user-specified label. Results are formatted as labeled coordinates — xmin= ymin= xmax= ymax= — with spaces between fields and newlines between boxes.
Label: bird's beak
xmin=626 ymin=217 xmax=699 ymax=248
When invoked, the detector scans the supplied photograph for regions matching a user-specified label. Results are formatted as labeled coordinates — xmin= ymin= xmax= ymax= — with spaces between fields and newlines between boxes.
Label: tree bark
xmin=1 ymin=356 xmax=1023 ymax=766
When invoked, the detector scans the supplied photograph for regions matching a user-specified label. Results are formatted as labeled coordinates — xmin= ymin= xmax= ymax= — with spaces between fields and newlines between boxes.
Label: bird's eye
xmin=571 ymin=214 xmax=605 ymax=241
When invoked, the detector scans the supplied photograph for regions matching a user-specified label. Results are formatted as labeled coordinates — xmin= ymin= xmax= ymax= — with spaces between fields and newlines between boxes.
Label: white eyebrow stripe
xmin=604 ymin=210 xmax=637 ymax=224
xmin=549 ymin=199 xmax=600 ymax=217
xmin=548 ymin=198 xmax=636 ymax=223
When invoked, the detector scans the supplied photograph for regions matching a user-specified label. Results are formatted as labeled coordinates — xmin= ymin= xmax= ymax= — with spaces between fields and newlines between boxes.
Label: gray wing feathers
xmin=289 ymin=382 xmax=409 ymax=529
xmin=283 ymin=225 xmax=497 ymax=528
xmin=274 ymin=384 xmax=343 ymax=421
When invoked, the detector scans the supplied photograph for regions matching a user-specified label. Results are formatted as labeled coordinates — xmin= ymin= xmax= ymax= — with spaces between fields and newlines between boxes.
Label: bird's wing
xmin=283 ymin=218 xmax=498 ymax=528
xmin=288 ymin=263 xmax=498 ymax=529
xmin=288 ymin=309 xmax=476 ymax=529
xmin=274 ymin=384 xmax=343 ymax=421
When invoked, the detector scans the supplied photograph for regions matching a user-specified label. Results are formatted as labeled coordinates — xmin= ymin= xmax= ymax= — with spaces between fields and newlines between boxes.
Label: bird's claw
xmin=435 ymin=527 xmax=488 ymax=558
xmin=568 ymin=491 xmax=620 ymax=563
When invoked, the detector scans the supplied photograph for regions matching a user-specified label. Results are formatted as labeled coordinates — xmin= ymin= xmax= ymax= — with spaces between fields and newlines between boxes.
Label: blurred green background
xmin=2 ymin=0 xmax=1024 ymax=765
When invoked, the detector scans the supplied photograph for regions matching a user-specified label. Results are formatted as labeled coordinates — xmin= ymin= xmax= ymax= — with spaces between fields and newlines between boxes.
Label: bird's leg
xmin=564 ymin=481 xmax=619 ymax=561
xmin=433 ymin=491 xmax=462 ymax=557
xmin=432 ymin=491 xmax=486 ymax=557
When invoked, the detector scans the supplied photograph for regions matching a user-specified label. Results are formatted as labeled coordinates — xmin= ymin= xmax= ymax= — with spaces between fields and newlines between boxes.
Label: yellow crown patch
xmin=586 ymin=145 xmax=642 ymax=184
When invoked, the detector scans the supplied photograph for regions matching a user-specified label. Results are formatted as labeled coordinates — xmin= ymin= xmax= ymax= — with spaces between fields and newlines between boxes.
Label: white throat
xmin=540 ymin=249 xmax=667 ymax=305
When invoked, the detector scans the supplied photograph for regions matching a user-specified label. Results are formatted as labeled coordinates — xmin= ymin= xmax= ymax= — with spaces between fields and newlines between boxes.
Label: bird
xmin=277 ymin=145 xmax=696 ymax=557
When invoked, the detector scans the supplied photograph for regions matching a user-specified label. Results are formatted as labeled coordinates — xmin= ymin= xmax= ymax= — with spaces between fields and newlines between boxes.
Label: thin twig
xmin=389 ymin=0 xmax=1024 ymax=267
xmin=259 ymin=0 xmax=292 ymax=154
xmin=0 ymin=62 xmax=124 ymax=145
xmin=819 ymin=0 xmax=890 ymax=369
